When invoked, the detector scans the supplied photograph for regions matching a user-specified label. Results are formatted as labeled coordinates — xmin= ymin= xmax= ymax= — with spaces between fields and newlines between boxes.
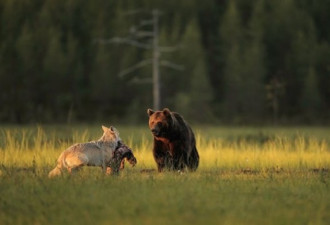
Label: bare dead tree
xmin=95 ymin=9 xmax=183 ymax=110
xmin=266 ymin=78 xmax=285 ymax=125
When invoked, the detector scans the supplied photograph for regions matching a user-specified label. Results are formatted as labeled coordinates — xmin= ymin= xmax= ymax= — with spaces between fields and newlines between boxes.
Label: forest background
xmin=0 ymin=0 xmax=329 ymax=124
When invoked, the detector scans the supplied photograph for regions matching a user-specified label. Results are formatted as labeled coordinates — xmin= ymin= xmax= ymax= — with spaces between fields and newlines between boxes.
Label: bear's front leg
xmin=154 ymin=154 xmax=166 ymax=172
xmin=172 ymin=153 xmax=186 ymax=171
xmin=153 ymin=149 xmax=167 ymax=172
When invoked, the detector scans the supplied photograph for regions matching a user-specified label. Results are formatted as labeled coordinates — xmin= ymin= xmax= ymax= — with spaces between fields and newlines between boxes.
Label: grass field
xmin=0 ymin=125 xmax=329 ymax=225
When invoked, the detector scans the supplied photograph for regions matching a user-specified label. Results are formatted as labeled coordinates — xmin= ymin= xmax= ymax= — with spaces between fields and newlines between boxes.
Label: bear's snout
xmin=151 ymin=128 xmax=160 ymax=136
xmin=150 ymin=122 xmax=163 ymax=136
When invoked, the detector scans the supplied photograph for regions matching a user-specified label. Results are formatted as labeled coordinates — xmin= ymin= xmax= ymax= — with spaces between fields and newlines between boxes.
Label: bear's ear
xmin=147 ymin=109 xmax=154 ymax=116
xmin=163 ymin=108 xmax=171 ymax=116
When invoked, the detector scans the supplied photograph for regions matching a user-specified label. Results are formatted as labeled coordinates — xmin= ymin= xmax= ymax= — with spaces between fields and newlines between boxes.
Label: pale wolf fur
xmin=48 ymin=125 xmax=136 ymax=177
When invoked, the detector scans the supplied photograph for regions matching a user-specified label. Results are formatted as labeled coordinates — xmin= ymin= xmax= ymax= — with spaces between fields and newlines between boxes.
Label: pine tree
xmin=290 ymin=15 xmax=322 ymax=120
xmin=241 ymin=0 xmax=266 ymax=121
xmin=43 ymin=28 xmax=70 ymax=119
xmin=173 ymin=19 xmax=214 ymax=122
xmin=189 ymin=59 xmax=215 ymax=122
xmin=220 ymin=0 xmax=244 ymax=122
xmin=301 ymin=66 xmax=322 ymax=120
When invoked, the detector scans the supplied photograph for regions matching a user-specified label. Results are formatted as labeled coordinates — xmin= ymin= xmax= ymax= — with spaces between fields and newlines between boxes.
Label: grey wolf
xmin=48 ymin=126 xmax=136 ymax=177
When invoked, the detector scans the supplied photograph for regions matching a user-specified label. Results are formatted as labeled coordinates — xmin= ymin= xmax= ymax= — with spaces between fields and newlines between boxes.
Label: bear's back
xmin=171 ymin=112 xmax=194 ymax=137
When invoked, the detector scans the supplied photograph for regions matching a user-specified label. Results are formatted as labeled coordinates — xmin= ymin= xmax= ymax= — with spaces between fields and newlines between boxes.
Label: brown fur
xmin=147 ymin=108 xmax=199 ymax=172
xmin=107 ymin=141 xmax=137 ymax=174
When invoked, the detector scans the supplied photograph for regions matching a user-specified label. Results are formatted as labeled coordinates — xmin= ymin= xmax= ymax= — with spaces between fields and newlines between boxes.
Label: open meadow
xmin=0 ymin=125 xmax=329 ymax=225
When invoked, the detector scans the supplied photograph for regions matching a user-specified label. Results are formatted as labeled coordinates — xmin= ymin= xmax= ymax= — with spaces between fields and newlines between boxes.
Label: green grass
xmin=0 ymin=125 xmax=329 ymax=225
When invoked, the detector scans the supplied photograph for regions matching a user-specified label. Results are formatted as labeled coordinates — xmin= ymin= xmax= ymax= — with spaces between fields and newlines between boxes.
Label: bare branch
xmin=132 ymin=20 xmax=154 ymax=31
xmin=134 ymin=31 xmax=154 ymax=38
xmin=140 ymin=20 xmax=154 ymax=26
xmin=95 ymin=9 xmax=180 ymax=110
xmin=112 ymin=37 xmax=152 ymax=49
xmin=129 ymin=77 xmax=152 ymax=84
xmin=159 ymin=45 xmax=183 ymax=53
xmin=123 ymin=9 xmax=150 ymax=15
xmin=119 ymin=59 xmax=152 ymax=78
xmin=95 ymin=37 xmax=152 ymax=49
xmin=128 ymin=25 xmax=154 ymax=38
xmin=160 ymin=60 xmax=184 ymax=71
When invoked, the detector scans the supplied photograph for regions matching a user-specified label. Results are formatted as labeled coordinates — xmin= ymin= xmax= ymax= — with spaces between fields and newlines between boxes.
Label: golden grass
xmin=0 ymin=125 xmax=329 ymax=173
xmin=199 ymin=136 xmax=330 ymax=170
xmin=0 ymin=125 xmax=329 ymax=225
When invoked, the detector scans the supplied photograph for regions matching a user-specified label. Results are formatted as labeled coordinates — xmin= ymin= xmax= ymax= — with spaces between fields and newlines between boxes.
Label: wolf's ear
xmin=102 ymin=125 xmax=109 ymax=133
xmin=147 ymin=109 xmax=154 ymax=116
xmin=109 ymin=126 xmax=118 ymax=135
xmin=109 ymin=126 xmax=115 ymax=133
xmin=163 ymin=108 xmax=171 ymax=116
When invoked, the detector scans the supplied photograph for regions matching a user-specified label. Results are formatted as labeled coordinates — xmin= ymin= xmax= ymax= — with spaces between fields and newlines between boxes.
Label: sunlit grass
xmin=198 ymin=136 xmax=329 ymax=171
xmin=0 ymin=125 xmax=329 ymax=225
xmin=0 ymin=125 xmax=329 ymax=174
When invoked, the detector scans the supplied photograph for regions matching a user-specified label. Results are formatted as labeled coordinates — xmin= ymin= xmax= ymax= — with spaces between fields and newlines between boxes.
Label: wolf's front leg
xmin=106 ymin=167 xmax=112 ymax=175
xmin=101 ymin=161 xmax=107 ymax=174
xmin=67 ymin=166 xmax=81 ymax=175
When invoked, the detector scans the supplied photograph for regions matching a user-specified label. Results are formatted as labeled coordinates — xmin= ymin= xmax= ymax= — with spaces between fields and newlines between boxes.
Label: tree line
xmin=0 ymin=0 xmax=329 ymax=124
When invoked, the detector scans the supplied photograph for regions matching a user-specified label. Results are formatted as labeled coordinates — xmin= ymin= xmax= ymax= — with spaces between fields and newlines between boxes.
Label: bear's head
xmin=147 ymin=108 xmax=172 ymax=138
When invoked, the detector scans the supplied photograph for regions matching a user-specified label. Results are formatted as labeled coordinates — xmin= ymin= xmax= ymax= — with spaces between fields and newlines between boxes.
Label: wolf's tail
xmin=48 ymin=152 xmax=65 ymax=178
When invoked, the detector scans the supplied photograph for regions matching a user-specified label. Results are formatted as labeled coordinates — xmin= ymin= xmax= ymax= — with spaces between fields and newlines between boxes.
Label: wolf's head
xmin=100 ymin=125 xmax=121 ymax=144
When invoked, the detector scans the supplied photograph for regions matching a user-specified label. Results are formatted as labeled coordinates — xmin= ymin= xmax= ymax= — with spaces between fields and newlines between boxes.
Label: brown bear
xmin=147 ymin=108 xmax=199 ymax=172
